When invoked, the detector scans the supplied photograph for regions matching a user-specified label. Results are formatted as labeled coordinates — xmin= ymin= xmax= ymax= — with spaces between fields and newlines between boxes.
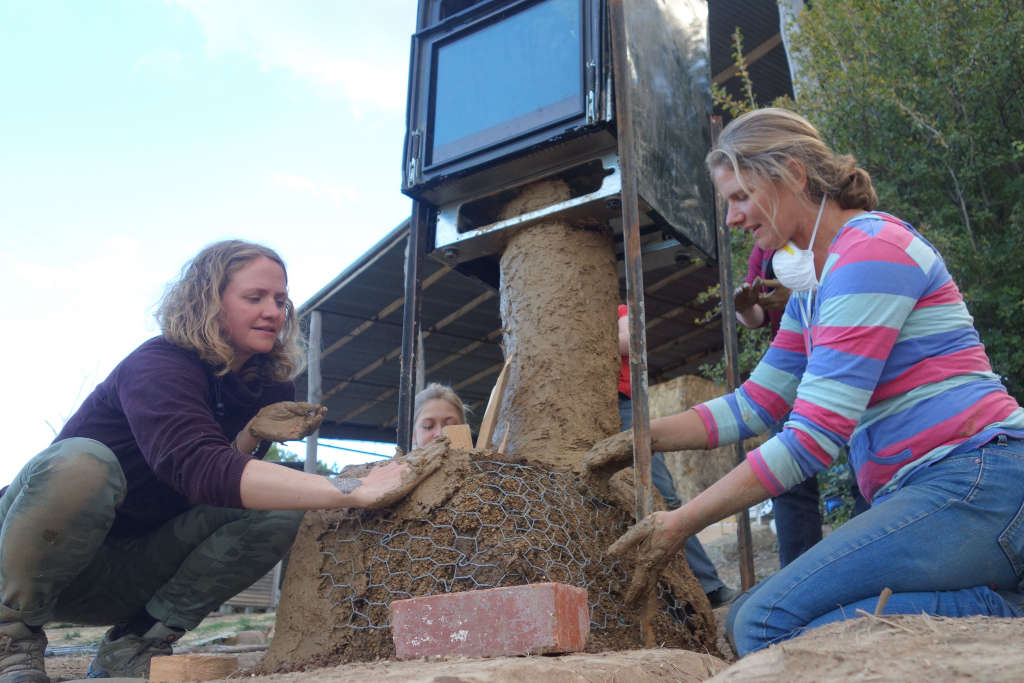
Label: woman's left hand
xmin=758 ymin=279 xmax=791 ymax=311
xmin=608 ymin=510 xmax=689 ymax=605
xmin=248 ymin=401 xmax=327 ymax=442
xmin=346 ymin=443 xmax=445 ymax=509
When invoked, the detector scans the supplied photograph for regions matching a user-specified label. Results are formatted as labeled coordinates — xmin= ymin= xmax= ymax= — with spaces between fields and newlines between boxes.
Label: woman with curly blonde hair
xmin=156 ymin=240 xmax=304 ymax=382
xmin=0 ymin=240 xmax=441 ymax=682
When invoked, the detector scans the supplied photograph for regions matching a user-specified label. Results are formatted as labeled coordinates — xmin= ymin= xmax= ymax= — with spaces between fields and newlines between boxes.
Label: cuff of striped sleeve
xmin=694 ymin=403 xmax=718 ymax=447
xmin=746 ymin=447 xmax=786 ymax=497
xmin=748 ymin=434 xmax=808 ymax=496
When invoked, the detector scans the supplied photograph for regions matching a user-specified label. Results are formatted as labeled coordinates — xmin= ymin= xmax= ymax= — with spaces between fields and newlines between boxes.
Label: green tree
xmin=792 ymin=0 xmax=1024 ymax=397
xmin=699 ymin=28 xmax=783 ymax=382
xmin=263 ymin=443 xmax=339 ymax=476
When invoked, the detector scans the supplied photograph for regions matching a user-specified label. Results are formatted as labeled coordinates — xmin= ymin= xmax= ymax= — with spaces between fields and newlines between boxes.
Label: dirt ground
xmin=42 ymin=611 xmax=275 ymax=681
xmin=41 ymin=519 xmax=1024 ymax=682
xmin=38 ymin=519 xmax=767 ymax=682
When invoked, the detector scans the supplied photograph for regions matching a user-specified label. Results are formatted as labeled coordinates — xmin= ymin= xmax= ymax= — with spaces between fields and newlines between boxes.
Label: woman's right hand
xmin=583 ymin=429 xmax=635 ymax=475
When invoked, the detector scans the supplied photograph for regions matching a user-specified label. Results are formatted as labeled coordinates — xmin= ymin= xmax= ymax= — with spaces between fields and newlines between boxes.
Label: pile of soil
xmin=262 ymin=442 xmax=718 ymax=673
xmin=708 ymin=614 xmax=1024 ymax=681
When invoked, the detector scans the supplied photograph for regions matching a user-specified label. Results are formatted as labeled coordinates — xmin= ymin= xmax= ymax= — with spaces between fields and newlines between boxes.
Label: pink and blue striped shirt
xmin=695 ymin=212 xmax=1024 ymax=503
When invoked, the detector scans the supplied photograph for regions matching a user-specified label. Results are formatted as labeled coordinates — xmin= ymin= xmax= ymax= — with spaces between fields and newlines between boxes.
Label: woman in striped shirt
xmin=587 ymin=107 xmax=1024 ymax=655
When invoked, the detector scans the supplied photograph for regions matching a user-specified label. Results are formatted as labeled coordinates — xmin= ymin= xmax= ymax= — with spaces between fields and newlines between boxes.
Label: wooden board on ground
xmin=148 ymin=654 xmax=238 ymax=682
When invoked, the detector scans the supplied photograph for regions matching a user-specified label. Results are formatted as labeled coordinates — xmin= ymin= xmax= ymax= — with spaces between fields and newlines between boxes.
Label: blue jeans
xmin=726 ymin=437 xmax=1024 ymax=655
xmin=772 ymin=476 xmax=822 ymax=568
xmin=618 ymin=397 xmax=725 ymax=594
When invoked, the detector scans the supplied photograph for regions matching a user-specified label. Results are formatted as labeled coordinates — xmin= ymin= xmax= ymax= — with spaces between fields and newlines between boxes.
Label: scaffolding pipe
xmin=710 ymin=115 xmax=756 ymax=591
xmin=304 ymin=309 xmax=323 ymax=473
xmin=609 ymin=0 xmax=653 ymax=523
xmin=397 ymin=200 xmax=429 ymax=453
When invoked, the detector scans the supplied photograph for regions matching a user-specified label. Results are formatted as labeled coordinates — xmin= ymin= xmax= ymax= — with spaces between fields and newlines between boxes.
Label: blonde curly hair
xmin=156 ymin=240 xmax=304 ymax=381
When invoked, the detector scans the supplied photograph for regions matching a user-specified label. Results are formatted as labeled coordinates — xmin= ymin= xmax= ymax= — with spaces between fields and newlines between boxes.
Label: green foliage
xmin=263 ymin=443 xmax=338 ymax=475
xmin=699 ymin=29 xmax=777 ymax=383
xmin=816 ymin=450 xmax=857 ymax=527
xmin=711 ymin=28 xmax=759 ymax=118
xmin=793 ymin=0 xmax=1024 ymax=398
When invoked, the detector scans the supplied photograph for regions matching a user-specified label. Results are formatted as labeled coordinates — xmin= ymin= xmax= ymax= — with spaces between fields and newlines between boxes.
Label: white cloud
xmin=166 ymin=0 xmax=416 ymax=113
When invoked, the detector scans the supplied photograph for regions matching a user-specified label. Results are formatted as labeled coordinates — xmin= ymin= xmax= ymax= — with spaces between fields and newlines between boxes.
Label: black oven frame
xmin=401 ymin=0 xmax=611 ymax=206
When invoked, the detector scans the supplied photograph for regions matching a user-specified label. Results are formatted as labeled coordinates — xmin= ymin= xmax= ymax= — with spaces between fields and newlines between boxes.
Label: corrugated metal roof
xmin=296 ymin=220 xmax=725 ymax=443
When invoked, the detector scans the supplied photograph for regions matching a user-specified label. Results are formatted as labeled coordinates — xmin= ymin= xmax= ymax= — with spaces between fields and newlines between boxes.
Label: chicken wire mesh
xmin=317 ymin=459 xmax=695 ymax=634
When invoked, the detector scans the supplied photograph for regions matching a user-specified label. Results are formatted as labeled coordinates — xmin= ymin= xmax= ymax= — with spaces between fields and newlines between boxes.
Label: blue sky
xmin=1 ymin=0 xmax=419 ymax=481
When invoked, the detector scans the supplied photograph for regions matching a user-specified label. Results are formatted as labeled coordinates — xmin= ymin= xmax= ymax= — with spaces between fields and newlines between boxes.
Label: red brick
xmin=390 ymin=582 xmax=589 ymax=659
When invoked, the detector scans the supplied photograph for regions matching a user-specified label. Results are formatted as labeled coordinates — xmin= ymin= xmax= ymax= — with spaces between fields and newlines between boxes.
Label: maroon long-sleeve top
xmin=23 ymin=336 xmax=293 ymax=536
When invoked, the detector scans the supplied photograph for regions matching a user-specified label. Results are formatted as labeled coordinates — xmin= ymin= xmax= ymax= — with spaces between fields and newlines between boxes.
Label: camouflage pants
xmin=0 ymin=437 xmax=303 ymax=631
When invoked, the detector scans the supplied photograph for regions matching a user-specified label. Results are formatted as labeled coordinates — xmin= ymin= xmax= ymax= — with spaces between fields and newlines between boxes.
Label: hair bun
xmin=837 ymin=167 xmax=878 ymax=211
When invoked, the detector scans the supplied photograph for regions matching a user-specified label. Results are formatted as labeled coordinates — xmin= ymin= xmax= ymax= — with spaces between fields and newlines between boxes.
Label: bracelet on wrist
xmin=233 ymin=439 xmax=263 ymax=456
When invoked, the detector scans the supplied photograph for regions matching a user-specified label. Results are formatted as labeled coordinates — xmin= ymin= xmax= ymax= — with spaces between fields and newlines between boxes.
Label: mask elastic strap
xmin=804 ymin=194 xmax=828 ymax=333
xmin=808 ymin=193 xmax=827 ymax=250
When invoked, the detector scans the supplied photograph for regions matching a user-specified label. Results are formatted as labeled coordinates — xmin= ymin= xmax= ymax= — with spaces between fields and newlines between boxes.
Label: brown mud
xmin=262 ymin=440 xmax=718 ymax=674
xmin=708 ymin=614 xmax=1024 ymax=681
xmin=496 ymin=179 xmax=620 ymax=469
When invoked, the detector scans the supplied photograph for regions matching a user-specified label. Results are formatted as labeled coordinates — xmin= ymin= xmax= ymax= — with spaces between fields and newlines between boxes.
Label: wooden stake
xmin=497 ymin=423 xmax=510 ymax=454
xmin=874 ymin=587 xmax=893 ymax=615
xmin=475 ymin=357 xmax=512 ymax=450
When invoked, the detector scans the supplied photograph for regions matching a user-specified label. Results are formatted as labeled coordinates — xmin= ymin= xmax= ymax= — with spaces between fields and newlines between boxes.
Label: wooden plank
xmin=149 ymin=654 xmax=237 ymax=682
xmin=475 ymin=357 xmax=512 ymax=450
xmin=441 ymin=424 xmax=473 ymax=449
xmin=497 ymin=424 xmax=510 ymax=454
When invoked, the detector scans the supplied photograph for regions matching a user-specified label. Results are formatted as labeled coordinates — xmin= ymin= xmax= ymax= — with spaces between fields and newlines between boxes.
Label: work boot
xmin=86 ymin=621 xmax=184 ymax=678
xmin=0 ymin=621 xmax=48 ymax=683
xmin=707 ymin=585 xmax=742 ymax=609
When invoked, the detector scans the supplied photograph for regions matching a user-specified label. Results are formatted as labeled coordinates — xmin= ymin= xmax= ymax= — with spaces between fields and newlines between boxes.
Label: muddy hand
xmin=248 ymin=401 xmax=327 ymax=442
xmin=357 ymin=446 xmax=444 ymax=510
xmin=608 ymin=511 xmax=686 ymax=605
xmin=758 ymin=279 xmax=791 ymax=311
xmin=583 ymin=429 xmax=635 ymax=475
xmin=733 ymin=279 xmax=761 ymax=313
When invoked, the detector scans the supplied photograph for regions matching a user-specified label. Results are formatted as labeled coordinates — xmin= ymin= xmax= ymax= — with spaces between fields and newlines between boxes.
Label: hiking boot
xmin=0 ymin=621 xmax=48 ymax=683
xmin=707 ymin=585 xmax=742 ymax=609
xmin=86 ymin=621 xmax=184 ymax=678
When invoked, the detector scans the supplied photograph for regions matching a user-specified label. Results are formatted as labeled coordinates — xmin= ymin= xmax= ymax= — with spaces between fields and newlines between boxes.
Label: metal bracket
xmin=433 ymin=153 xmax=623 ymax=265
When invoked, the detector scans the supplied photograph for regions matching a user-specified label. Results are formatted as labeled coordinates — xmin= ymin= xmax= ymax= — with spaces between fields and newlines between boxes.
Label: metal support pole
xmin=609 ymin=0 xmax=653 ymax=522
xmin=304 ymin=310 xmax=322 ymax=473
xmin=710 ymin=115 xmax=756 ymax=591
xmin=397 ymin=200 xmax=429 ymax=453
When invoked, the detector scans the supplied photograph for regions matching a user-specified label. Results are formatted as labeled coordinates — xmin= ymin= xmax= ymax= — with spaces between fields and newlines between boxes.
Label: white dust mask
xmin=772 ymin=194 xmax=827 ymax=293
